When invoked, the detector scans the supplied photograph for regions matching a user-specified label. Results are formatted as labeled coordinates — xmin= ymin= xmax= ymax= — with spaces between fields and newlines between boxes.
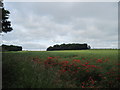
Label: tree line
xmin=1 ymin=44 xmax=22 ymax=51
xmin=47 ymin=43 xmax=91 ymax=51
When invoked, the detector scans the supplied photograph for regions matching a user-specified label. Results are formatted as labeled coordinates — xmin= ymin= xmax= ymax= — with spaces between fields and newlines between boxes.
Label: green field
xmin=2 ymin=49 xmax=120 ymax=88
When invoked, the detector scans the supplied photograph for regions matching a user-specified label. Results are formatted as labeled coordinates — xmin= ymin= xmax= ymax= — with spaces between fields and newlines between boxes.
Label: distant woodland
xmin=47 ymin=43 xmax=91 ymax=51
xmin=1 ymin=44 xmax=22 ymax=51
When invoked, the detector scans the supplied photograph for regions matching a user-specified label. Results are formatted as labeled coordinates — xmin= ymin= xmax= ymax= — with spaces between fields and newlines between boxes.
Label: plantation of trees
xmin=1 ymin=44 xmax=22 ymax=51
xmin=47 ymin=43 xmax=91 ymax=51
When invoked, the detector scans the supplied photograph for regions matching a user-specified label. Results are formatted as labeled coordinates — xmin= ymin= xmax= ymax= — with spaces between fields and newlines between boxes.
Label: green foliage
xmin=2 ymin=49 xmax=119 ymax=88
xmin=2 ymin=44 xmax=22 ymax=51
xmin=0 ymin=1 xmax=13 ymax=33
xmin=47 ymin=43 xmax=91 ymax=51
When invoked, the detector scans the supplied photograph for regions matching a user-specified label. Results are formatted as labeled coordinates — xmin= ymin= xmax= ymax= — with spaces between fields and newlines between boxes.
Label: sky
xmin=1 ymin=1 xmax=118 ymax=50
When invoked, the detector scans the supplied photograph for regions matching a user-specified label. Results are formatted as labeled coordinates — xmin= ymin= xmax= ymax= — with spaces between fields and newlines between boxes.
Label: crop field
xmin=2 ymin=49 xmax=120 ymax=88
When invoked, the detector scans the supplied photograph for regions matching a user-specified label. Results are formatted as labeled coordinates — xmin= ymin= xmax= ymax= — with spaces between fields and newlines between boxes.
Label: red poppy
xmin=82 ymin=64 xmax=87 ymax=67
xmin=77 ymin=67 xmax=81 ymax=69
xmin=82 ymin=86 xmax=85 ymax=88
xmin=96 ymin=59 xmax=103 ymax=63
xmin=85 ymin=62 xmax=89 ymax=64
xmin=60 ymin=69 xmax=67 ymax=72
xmin=91 ymin=65 xmax=97 ymax=68
xmin=61 ymin=61 xmax=69 ymax=64
xmin=86 ymin=70 xmax=89 ymax=72
xmin=82 ymin=82 xmax=85 ymax=85
xmin=91 ymin=79 xmax=95 ymax=84
xmin=73 ymin=59 xmax=81 ymax=63
xmin=48 ymin=57 xmax=53 ymax=59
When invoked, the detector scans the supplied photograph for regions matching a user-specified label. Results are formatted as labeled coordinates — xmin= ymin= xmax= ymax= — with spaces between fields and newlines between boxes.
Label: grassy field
xmin=2 ymin=49 xmax=120 ymax=88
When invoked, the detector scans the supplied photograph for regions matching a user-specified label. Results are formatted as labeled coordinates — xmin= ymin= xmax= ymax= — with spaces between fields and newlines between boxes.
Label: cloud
xmin=2 ymin=2 xmax=118 ymax=50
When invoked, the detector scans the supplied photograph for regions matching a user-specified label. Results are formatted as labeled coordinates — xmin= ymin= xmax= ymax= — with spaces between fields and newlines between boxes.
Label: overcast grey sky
xmin=2 ymin=2 xmax=118 ymax=50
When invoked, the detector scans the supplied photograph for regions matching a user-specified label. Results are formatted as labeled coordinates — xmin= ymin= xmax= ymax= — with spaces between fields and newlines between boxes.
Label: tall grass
xmin=2 ymin=49 xmax=119 ymax=88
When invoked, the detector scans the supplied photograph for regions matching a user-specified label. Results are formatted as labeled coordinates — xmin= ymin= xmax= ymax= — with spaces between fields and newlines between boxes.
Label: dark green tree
xmin=0 ymin=0 xmax=13 ymax=33
xmin=47 ymin=43 xmax=91 ymax=51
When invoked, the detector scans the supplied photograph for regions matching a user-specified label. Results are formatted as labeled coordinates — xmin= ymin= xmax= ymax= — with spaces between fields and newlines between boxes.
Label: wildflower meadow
xmin=2 ymin=49 xmax=120 ymax=88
